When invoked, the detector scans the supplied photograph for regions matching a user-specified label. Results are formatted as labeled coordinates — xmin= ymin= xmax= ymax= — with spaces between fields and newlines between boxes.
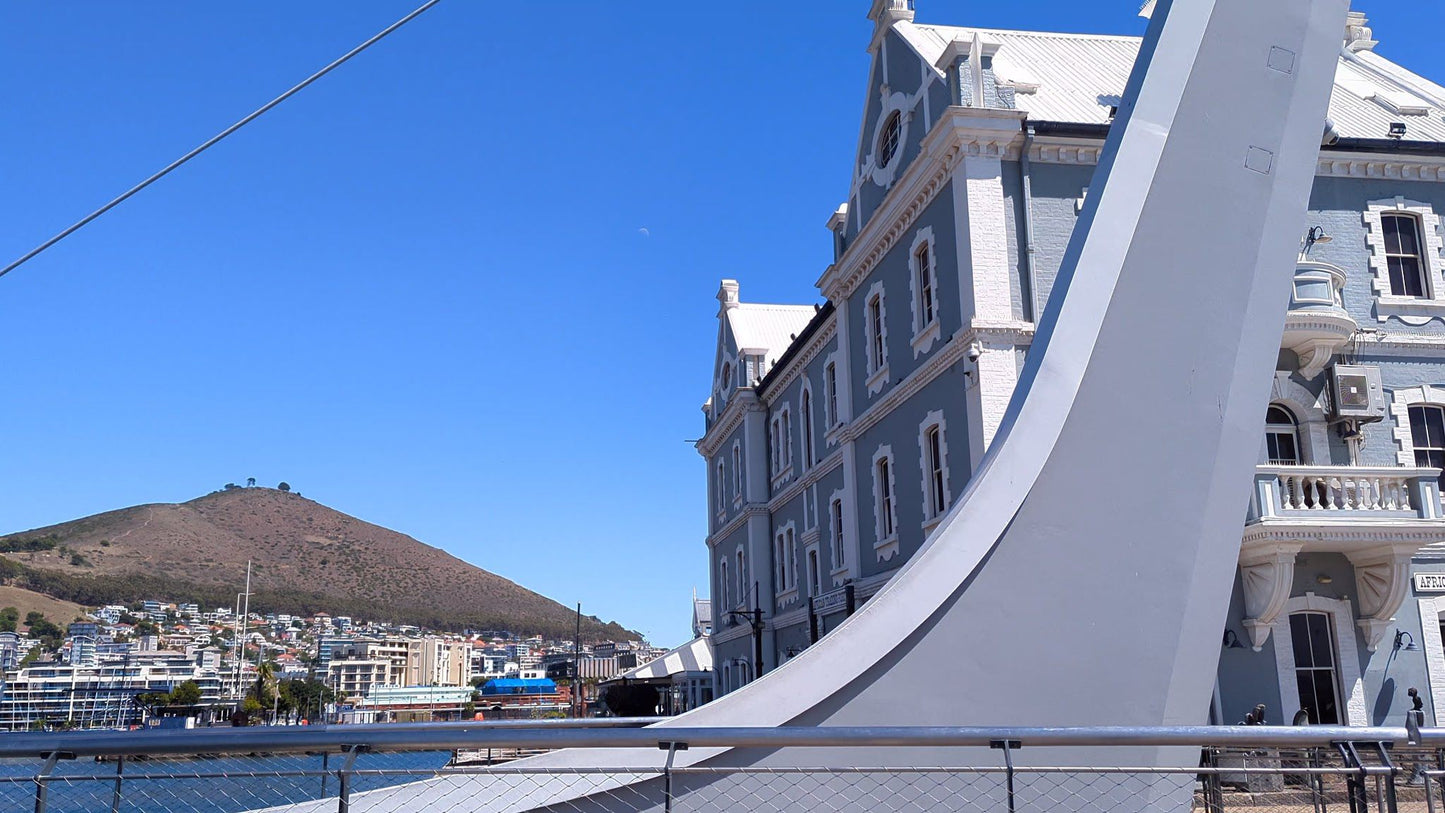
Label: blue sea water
xmin=0 ymin=750 xmax=452 ymax=813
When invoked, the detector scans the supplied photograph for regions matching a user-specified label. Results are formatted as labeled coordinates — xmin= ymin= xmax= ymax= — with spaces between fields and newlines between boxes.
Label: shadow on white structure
xmin=262 ymin=0 xmax=1349 ymax=809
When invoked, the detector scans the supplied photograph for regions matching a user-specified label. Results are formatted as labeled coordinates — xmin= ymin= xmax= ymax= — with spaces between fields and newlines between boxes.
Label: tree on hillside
xmin=278 ymin=482 xmax=291 ymax=492
xmin=247 ymin=477 xmax=256 ymax=488
xmin=0 ymin=607 xmax=18 ymax=633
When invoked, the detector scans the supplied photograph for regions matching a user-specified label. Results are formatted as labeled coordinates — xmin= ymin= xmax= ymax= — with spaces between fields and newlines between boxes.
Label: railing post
xmin=109 ymin=756 xmax=125 ymax=813
xmin=32 ymin=751 xmax=71 ymax=813
xmin=336 ymin=744 xmax=367 ymax=813
xmin=320 ymin=751 xmax=329 ymax=798
xmin=991 ymin=739 xmax=1021 ymax=813
xmin=658 ymin=740 xmax=687 ymax=813
xmin=1202 ymin=747 xmax=1224 ymax=813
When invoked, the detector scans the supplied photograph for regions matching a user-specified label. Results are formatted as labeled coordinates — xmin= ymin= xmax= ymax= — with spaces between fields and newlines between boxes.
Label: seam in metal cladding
xmin=255 ymin=0 xmax=1352 ymax=810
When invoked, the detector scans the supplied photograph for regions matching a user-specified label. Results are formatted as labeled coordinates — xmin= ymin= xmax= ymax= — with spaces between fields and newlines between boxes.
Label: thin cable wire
xmin=0 ymin=0 xmax=443 ymax=281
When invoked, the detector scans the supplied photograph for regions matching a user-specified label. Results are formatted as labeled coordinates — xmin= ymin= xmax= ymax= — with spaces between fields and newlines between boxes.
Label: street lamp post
xmin=723 ymin=582 xmax=766 ymax=680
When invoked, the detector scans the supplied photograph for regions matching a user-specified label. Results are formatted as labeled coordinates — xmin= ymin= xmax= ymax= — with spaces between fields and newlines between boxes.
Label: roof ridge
xmin=912 ymin=22 xmax=1145 ymax=44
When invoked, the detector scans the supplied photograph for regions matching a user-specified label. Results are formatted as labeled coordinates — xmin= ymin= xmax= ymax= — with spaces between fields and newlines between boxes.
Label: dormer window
xmin=878 ymin=112 xmax=902 ymax=169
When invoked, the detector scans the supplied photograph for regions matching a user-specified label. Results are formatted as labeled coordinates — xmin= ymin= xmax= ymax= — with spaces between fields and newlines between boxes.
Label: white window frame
xmin=735 ymin=548 xmax=748 ymax=611
xmin=828 ymin=492 xmax=849 ymax=583
xmin=715 ymin=461 xmax=726 ymax=523
xmin=731 ymin=440 xmax=744 ymax=507
xmin=805 ymin=544 xmax=821 ymax=598
xmin=824 ymin=360 xmax=839 ymax=431
xmin=863 ymin=281 xmax=890 ymax=395
xmin=719 ymin=558 xmax=730 ymax=613
xmin=774 ymin=521 xmax=799 ymax=602
xmin=908 ymin=227 xmax=942 ymax=357
xmin=1269 ymin=593 xmax=1366 ymax=726
xmin=1364 ymin=197 xmax=1445 ymax=325
xmin=871 ymin=445 xmax=900 ymax=561
xmin=1390 ymin=385 xmax=1445 ymax=465
xmin=771 ymin=405 xmax=794 ymax=485
xmin=917 ymin=410 xmax=952 ymax=532
xmin=800 ymin=382 xmax=815 ymax=471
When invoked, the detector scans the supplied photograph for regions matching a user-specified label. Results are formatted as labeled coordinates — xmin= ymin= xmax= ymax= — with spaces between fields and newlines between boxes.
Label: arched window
xmin=1265 ymin=406 xmax=1301 ymax=465
xmin=1289 ymin=612 xmax=1342 ymax=724
xmin=719 ymin=559 xmax=730 ymax=611
xmin=735 ymin=550 xmax=747 ymax=609
xmin=801 ymin=390 xmax=814 ymax=469
xmin=878 ymin=111 xmax=902 ymax=169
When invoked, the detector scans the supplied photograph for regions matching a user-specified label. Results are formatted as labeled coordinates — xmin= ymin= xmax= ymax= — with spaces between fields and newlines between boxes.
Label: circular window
xmin=877 ymin=111 xmax=902 ymax=169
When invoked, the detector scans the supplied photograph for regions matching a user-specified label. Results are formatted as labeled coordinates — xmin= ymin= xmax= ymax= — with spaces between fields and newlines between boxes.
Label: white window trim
xmin=823 ymin=352 xmax=845 ymax=445
xmin=908 ymin=227 xmax=942 ymax=358
xmin=714 ymin=461 xmax=726 ymax=524
xmin=871 ymin=444 xmax=900 ymax=562
xmin=804 ymin=540 xmax=822 ymax=598
xmin=1364 ymin=197 xmax=1445 ymax=325
xmin=800 ymin=380 xmax=815 ymax=472
xmin=863 ymin=281 xmax=891 ymax=395
xmin=1389 ymin=384 xmax=1445 ymax=465
xmin=731 ymin=440 xmax=744 ymax=508
xmin=1417 ymin=594 xmax=1445 ymax=725
xmin=917 ymin=410 xmax=953 ymax=534
xmin=774 ymin=521 xmax=799 ymax=605
xmin=1269 ymin=372 xmax=1330 ymax=465
xmin=866 ymin=92 xmax=912 ymax=189
xmin=734 ymin=546 xmax=748 ymax=611
xmin=771 ymin=405 xmax=795 ymax=487
xmin=719 ymin=558 xmax=730 ymax=614
xmin=1270 ymin=593 xmax=1367 ymax=727
xmin=828 ymin=490 xmax=849 ymax=585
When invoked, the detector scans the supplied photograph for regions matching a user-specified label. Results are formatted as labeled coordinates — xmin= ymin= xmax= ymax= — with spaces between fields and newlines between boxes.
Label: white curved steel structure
xmin=266 ymin=0 xmax=1349 ymax=809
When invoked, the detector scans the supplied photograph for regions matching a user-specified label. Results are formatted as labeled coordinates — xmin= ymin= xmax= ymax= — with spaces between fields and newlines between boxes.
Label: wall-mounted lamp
xmin=1316 ymin=574 xmax=1334 ymax=585
xmin=1390 ymin=122 xmax=1408 ymax=140
xmin=1303 ymin=226 xmax=1332 ymax=255
xmin=1395 ymin=630 xmax=1420 ymax=652
xmin=1223 ymin=629 xmax=1246 ymax=650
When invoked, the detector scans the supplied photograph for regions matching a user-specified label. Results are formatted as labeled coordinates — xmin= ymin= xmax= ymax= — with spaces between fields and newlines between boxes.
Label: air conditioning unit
xmin=1328 ymin=364 xmax=1386 ymax=422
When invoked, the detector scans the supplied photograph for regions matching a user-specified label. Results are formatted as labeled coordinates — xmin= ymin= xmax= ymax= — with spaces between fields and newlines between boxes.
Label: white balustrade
xmin=1254 ymin=465 xmax=1442 ymax=519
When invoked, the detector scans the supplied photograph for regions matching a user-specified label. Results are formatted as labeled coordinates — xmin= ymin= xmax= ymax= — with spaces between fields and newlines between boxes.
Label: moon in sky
xmin=638 ymin=228 xmax=650 ymax=238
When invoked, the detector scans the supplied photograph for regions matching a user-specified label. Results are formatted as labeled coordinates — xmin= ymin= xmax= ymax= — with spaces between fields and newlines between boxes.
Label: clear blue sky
xmin=1 ymin=2 xmax=1439 ymax=646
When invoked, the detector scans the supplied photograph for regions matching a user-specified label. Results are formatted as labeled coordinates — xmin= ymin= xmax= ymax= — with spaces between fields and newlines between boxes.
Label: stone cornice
xmin=706 ymin=505 xmax=769 ymax=549
xmin=1317 ymin=154 xmax=1445 ymax=182
xmin=1352 ymin=331 xmax=1445 ymax=354
xmin=819 ymin=108 xmax=1027 ymax=302
xmin=697 ymin=389 xmax=760 ymax=458
xmin=1243 ymin=519 xmax=1445 ymax=547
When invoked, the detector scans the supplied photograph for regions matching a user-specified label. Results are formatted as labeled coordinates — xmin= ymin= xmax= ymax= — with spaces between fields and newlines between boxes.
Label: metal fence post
xmin=1201 ymin=747 xmax=1224 ymax=813
xmin=658 ymin=740 xmax=687 ymax=813
xmin=991 ymin=739 xmax=1022 ymax=813
xmin=321 ymin=751 xmax=330 ymax=798
xmin=109 ymin=756 xmax=125 ymax=813
xmin=32 ymin=751 xmax=67 ymax=813
xmin=336 ymin=745 xmax=367 ymax=813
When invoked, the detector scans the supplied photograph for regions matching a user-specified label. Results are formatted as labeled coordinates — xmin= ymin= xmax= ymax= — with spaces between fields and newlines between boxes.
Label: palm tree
xmin=249 ymin=662 xmax=278 ymax=723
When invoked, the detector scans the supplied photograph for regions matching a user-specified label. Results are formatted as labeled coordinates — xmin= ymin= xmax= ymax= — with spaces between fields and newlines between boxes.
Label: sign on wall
xmin=1415 ymin=573 xmax=1445 ymax=592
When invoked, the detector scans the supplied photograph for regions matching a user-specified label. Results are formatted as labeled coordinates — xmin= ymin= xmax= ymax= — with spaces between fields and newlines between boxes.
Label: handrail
xmin=0 ymin=724 xmax=1437 ymax=760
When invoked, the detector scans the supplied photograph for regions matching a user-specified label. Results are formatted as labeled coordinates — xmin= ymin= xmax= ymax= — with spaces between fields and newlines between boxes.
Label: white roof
xmin=613 ymin=635 xmax=712 ymax=681
xmin=726 ymin=303 xmax=817 ymax=370
xmin=901 ymin=22 xmax=1445 ymax=143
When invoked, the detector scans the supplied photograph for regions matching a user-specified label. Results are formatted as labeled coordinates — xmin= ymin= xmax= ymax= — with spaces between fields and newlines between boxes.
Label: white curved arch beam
xmin=262 ymin=0 xmax=1349 ymax=809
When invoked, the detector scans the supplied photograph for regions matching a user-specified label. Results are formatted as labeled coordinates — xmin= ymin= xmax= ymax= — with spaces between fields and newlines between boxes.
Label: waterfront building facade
xmin=699 ymin=2 xmax=1445 ymax=725
xmin=0 ymin=657 xmax=224 ymax=730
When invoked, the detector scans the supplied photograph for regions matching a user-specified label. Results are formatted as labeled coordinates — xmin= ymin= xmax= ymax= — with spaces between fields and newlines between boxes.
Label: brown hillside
xmin=0 ymin=489 xmax=633 ymax=640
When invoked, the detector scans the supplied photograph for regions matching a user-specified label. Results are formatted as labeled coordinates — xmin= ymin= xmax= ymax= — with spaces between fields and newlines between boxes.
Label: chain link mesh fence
xmin=4 ymin=740 xmax=1445 ymax=812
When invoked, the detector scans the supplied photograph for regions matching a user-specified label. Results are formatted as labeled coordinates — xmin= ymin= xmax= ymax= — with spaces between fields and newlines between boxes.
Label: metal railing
xmin=6 ymin=721 xmax=1445 ymax=813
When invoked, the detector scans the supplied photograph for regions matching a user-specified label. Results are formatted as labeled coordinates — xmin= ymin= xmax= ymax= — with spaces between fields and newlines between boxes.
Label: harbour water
xmin=0 ymin=750 xmax=451 ymax=813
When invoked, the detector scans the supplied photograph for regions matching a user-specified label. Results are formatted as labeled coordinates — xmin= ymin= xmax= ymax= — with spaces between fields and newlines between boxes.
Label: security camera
xmin=966 ymin=344 xmax=983 ymax=362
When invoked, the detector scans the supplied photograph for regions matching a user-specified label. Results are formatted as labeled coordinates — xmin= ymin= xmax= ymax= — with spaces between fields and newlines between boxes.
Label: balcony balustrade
xmin=1250 ymin=464 xmax=1441 ymax=520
